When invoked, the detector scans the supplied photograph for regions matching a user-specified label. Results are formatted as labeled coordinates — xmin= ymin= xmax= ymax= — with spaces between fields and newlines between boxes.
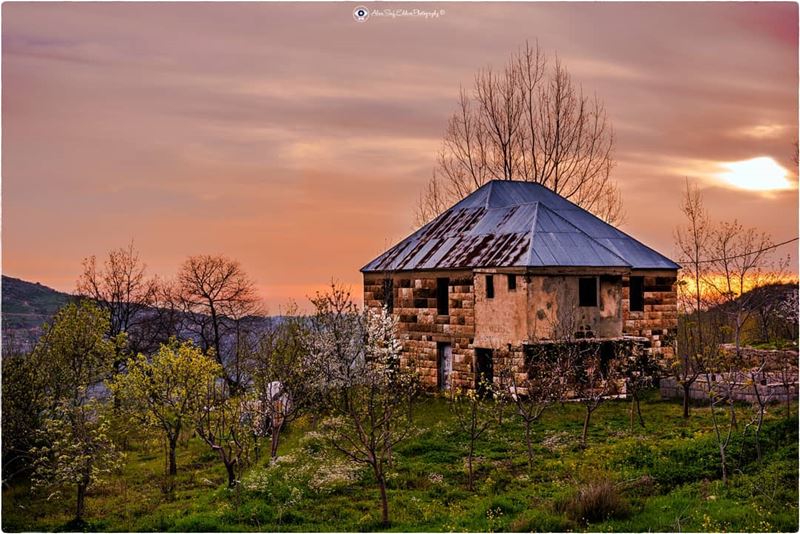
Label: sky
xmin=3 ymin=2 xmax=798 ymax=312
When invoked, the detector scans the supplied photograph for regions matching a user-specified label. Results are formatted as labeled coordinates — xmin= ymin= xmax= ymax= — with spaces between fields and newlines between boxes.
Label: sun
xmin=715 ymin=157 xmax=795 ymax=192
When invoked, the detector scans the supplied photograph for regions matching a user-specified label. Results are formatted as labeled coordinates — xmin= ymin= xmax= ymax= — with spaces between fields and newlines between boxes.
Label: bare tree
xmin=76 ymin=241 xmax=158 ymax=363
xmin=416 ymin=41 xmax=621 ymax=226
xmin=448 ymin=378 xmax=495 ymax=492
xmin=196 ymin=382 xmax=252 ymax=487
xmin=573 ymin=344 xmax=624 ymax=447
xmin=704 ymin=221 xmax=787 ymax=359
xmin=673 ymin=180 xmax=713 ymax=418
xmin=175 ymin=254 xmax=261 ymax=392
xmin=506 ymin=346 xmax=573 ymax=470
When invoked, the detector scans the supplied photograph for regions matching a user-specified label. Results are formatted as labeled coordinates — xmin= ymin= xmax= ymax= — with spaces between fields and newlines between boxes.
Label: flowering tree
xmin=110 ymin=340 xmax=221 ymax=477
xmin=311 ymin=287 xmax=418 ymax=527
xmin=28 ymin=301 xmax=121 ymax=524
xmin=31 ymin=399 xmax=121 ymax=525
xmin=248 ymin=312 xmax=317 ymax=460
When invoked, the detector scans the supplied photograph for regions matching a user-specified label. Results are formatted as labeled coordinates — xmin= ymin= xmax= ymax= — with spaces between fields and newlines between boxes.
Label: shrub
xmin=509 ymin=508 xmax=575 ymax=532
xmin=557 ymin=481 xmax=630 ymax=524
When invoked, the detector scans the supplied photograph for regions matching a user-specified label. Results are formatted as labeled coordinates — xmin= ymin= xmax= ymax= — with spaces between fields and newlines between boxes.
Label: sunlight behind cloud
xmin=715 ymin=157 xmax=794 ymax=192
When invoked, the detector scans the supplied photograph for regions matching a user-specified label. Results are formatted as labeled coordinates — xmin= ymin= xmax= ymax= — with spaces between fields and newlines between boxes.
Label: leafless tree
xmin=175 ymin=254 xmax=261 ymax=392
xmin=673 ymin=180 xmax=713 ymax=418
xmin=505 ymin=346 xmax=573 ymax=470
xmin=448 ymin=380 xmax=495 ymax=492
xmin=573 ymin=344 xmax=624 ymax=447
xmin=196 ymin=382 xmax=252 ymax=488
xmin=704 ymin=221 xmax=788 ymax=359
xmin=76 ymin=241 xmax=158 ymax=362
xmin=416 ymin=41 xmax=621 ymax=226
xmin=703 ymin=346 xmax=740 ymax=486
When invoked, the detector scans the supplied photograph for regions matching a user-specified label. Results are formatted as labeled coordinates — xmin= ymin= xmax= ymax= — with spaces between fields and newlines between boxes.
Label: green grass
xmin=4 ymin=391 xmax=798 ymax=532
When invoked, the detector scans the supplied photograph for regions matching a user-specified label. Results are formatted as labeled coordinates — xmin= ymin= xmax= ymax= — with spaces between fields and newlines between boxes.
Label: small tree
xmin=31 ymin=399 xmax=122 ymax=525
xmin=313 ymin=294 xmax=417 ymax=527
xmin=248 ymin=312 xmax=316 ymax=459
xmin=110 ymin=340 xmax=221 ymax=477
xmin=573 ymin=344 xmax=624 ymax=447
xmin=622 ymin=346 xmax=661 ymax=429
xmin=448 ymin=380 xmax=495 ymax=491
xmin=506 ymin=346 xmax=573 ymax=470
xmin=27 ymin=301 xmax=120 ymax=524
xmin=196 ymin=383 xmax=252 ymax=487
xmin=703 ymin=346 xmax=739 ymax=486
xmin=673 ymin=180 xmax=712 ymax=418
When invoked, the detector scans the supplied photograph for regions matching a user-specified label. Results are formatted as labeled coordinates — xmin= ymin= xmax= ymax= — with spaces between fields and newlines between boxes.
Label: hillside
xmin=2 ymin=275 xmax=73 ymax=349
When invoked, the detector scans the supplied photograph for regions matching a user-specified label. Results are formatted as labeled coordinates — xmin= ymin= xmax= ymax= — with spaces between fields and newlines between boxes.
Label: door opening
xmin=437 ymin=343 xmax=452 ymax=391
xmin=475 ymin=348 xmax=494 ymax=398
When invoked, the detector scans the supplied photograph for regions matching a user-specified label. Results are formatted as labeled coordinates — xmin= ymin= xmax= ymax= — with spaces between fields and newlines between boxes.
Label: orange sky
xmin=2 ymin=2 xmax=798 ymax=313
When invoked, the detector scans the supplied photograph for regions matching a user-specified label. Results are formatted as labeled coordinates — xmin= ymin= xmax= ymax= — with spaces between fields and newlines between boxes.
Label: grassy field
xmin=3 ymin=391 xmax=797 ymax=532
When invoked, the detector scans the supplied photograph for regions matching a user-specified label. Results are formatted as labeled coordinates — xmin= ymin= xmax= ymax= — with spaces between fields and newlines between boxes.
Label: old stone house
xmin=362 ymin=180 xmax=679 ymax=391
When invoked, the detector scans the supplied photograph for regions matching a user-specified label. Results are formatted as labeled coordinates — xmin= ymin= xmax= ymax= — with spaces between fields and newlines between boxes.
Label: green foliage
xmin=31 ymin=399 xmax=123 ymax=498
xmin=110 ymin=339 xmax=222 ymax=476
xmin=4 ymin=395 xmax=798 ymax=532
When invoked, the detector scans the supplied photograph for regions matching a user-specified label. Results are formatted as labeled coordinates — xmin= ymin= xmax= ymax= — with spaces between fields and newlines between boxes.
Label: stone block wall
xmin=622 ymin=271 xmax=678 ymax=360
xmin=364 ymin=271 xmax=476 ymax=390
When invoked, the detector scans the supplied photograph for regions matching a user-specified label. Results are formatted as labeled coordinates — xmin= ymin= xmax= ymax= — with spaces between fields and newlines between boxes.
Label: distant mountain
xmin=2 ymin=275 xmax=74 ymax=350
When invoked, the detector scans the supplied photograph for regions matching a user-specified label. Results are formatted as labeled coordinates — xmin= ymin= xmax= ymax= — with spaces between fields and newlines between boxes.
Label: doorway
xmin=437 ymin=343 xmax=452 ymax=391
xmin=475 ymin=348 xmax=494 ymax=398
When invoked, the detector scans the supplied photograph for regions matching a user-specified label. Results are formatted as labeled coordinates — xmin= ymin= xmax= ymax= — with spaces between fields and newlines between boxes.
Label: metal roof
xmin=362 ymin=180 xmax=680 ymax=272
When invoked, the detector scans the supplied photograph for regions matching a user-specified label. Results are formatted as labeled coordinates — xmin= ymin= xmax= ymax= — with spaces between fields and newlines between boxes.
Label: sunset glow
xmin=715 ymin=157 xmax=795 ymax=192
xmin=2 ymin=2 xmax=797 ymax=310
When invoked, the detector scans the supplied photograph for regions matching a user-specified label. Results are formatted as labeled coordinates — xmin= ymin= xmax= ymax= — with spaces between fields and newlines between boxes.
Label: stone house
xmin=362 ymin=180 xmax=680 ymax=391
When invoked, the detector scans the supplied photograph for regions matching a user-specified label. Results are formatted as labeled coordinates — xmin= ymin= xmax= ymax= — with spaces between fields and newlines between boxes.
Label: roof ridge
xmin=535 ymin=203 xmax=631 ymax=267
xmin=526 ymin=201 xmax=540 ymax=266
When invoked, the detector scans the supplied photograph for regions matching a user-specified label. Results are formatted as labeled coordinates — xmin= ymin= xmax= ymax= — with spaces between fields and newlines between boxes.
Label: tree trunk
xmin=582 ymin=406 xmax=592 ymax=446
xmin=636 ymin=394 xmax=645 ymax=428
xmin=682 ymin=383 xmax=691 ymax=419
xmin=168 ymin=436 xmax=178 ymax=476
xmin=225 ymin=462 xmax=237 ymax=488
xmin=75 ymin=482 xmax=87 ymax=523
xmin=719 ymin=444 xmax=728 ymax=485
xmin=524 ymin=420 xmax=534 ymax=471
xmin=467 ymin=441 xmax=475 ymax=491
xmin=270 ymin=419 xmax=283 ymax=459
xmin=372 ymin=464 xmax=390 ymax=527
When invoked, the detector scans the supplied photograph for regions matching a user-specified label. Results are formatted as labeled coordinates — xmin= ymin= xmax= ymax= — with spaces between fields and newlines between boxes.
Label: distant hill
xmin=2 ymin=276 xmax=74 ymax=350
xmin=1 ymin=275 xmax=282 ymax=354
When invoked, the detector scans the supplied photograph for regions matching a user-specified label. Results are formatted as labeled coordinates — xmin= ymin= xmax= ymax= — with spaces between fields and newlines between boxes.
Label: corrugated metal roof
xmin=362 ymin=180 xmax=680 ymax=272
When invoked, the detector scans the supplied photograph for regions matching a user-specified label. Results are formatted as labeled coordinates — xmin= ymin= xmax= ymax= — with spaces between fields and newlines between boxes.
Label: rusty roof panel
xmin=362 ymin=180 xmax=679 ymax=272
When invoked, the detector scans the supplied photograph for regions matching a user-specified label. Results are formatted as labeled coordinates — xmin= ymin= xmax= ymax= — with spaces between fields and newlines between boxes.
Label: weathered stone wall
xmin=364 ymin=271 xmax=476 ymax=390
xmin=473 ymin=271 xmax=529 ymax=348
xmin=527 ymin=274 xmax=623 ymax=340
xmin=622 ymin=271 xmax=678 ymax=359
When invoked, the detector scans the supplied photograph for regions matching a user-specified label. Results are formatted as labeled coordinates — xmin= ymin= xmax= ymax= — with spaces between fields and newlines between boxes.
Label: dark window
xmin=579 ymin=277 xmax=598 ymax=307
xmin=437 ymin=277 xmax=449 ymax=315
xmin=630 ymin=276 xmax=644 ymax=312
xmin=507 ymin=274 xmax=517 ymax=291
xmin=486 ymin=275 xmax=494 ymax=298
xmin=382 ymin=278 xmax=394 ymax=313
xmin=475 ymin=348 xmax=494 ymax=399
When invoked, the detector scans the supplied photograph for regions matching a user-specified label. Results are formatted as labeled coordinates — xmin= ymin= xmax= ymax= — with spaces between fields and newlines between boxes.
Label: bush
xmin=557 ymin=481 xmax=630 ymax=524
xmin=509 ymin=508 xmax=575 ymax=532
